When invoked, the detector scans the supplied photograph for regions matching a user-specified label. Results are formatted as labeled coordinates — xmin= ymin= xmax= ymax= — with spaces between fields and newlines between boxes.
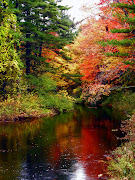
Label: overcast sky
xmin=58 ymin=0 xmax=100 ymax=22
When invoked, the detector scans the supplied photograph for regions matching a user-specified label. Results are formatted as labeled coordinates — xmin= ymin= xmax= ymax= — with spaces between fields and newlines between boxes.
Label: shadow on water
xmin=0 ymin=105 xmax=124 ymax=180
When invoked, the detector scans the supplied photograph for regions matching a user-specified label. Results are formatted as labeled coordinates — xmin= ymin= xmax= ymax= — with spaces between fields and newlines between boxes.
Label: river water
xmin=0 ymin=106 xmax=123 ymax=180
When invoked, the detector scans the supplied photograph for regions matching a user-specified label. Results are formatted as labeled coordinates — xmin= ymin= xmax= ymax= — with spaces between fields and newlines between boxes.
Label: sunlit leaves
xmin=81 ymin=83 xmax=111 ymax=104
xmin=0 ymin=12 xmax=22 ymax=97
xmin=68 ymin=0 xmax=135 ymax=104
xmin=41 ymin=46 xmax=80 ymax=90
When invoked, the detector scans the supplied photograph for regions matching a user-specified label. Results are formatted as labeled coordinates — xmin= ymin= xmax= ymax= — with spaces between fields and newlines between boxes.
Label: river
xmin=0 ymin=105 xmax=123 ymax=180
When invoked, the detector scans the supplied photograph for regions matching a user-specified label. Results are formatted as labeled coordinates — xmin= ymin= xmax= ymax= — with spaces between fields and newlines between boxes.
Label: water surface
xmin=0 ymin=106 xmax=123 ymax=180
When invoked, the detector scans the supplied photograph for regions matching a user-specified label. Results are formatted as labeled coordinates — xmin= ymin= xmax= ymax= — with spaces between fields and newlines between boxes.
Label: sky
xmin=58 ymin=0 xmax=100 ymax=22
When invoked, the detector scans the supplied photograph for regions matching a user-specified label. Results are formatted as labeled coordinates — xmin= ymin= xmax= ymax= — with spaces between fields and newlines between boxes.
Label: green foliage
xmin=0 ymin=11 xmax=22 ymax=97
xmin=26 ymin=75 xmax=75 ymax=113
xmin=0 ymin=94 xmax=52 ymax=121
xmin=126 ymin=16 xmax=135 ymax=25
xmin=27 ymin=74 xmax=56 ymax=95
xmin=40 ymin=90 xmax=75 ymax=113
xmin=107 ymin=113 xmax=135 ymax=180
xmin=102 ymin=90 xmax=135 ymax=114
xmin=100 ymin=39 xmax=134 ymax=46
xmin=58 ymin=50 xmax=72 ymax=60
xmin=0 ymin=89 xmax=75 ymax=121
xmin=7 ymin=0 xmax=76 ymax=74
xmin=110 ymin=28 xmax=132 ymax=33
xmin=112 ymin=3 xmax=135 ymax=11
xmin=105 ymin=52 xmax=129 ymax=57
xmin=107 ymin=142 xmax=135 ymax=179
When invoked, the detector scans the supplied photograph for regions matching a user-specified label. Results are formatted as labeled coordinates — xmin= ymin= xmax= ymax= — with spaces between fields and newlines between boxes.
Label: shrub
xmin=27 ymin=75 xmax=75 ymax=112
xmin=102 ymin=91 xmax=135 ymax=114
xmin=40 ymin=90 xmax=75 ymax=113
xmin=0 ymin=74 xmax=76 ymax=121
xmin=107 ymin=143 xmax=135 ymax=179
xmin=107 ymin=113 xmax=135 ymax=180
xmin=0 ymin=94 xmax=51 ymax=121
xmin=27 ymin=74 xmax=56 ymax=95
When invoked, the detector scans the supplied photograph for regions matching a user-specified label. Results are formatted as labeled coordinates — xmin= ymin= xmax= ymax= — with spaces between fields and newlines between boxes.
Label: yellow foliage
xmin=42 ymin=47 xmax=80 ymax=89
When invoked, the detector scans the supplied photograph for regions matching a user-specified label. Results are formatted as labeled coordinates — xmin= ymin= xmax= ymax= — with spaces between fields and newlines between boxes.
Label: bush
xmin=27 ymin=74 xmax=75 ymax=113
xmin=0 ymin=74 xmax=76 ymax=121
xmin=102 ymin=91 xmax=135 ymax=114
xmin=27 ymin=74 xmax=56 ymax=95
xmin=0 ymin=94 xmax=51 ymax=121
xmin=107 ymin=113 xmax=135 ymax=180
xmin=107 ymin=143 xmax=135 ymax=179
xmin=40 ymin=90 xmax=75 ymax=113
xmin=0 ymin=90 xmax=75 ymax=121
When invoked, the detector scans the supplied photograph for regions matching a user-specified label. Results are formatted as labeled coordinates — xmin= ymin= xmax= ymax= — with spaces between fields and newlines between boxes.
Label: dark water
xmin=0 ymin=106 xmax=123 ymax=180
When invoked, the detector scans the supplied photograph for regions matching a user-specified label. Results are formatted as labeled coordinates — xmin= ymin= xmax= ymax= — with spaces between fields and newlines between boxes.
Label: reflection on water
xmin=0 ymin=106 xmax=123 ymax=180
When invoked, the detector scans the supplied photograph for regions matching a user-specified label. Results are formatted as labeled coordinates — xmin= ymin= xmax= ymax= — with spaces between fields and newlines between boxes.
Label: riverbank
xmin=0 ymin=103 xmax=122 ymax=179
xmin=0 ymin=91 xmax=75 ymax=122
xmin=102 ymin=91 xmax=135 ymax=180
xmin=0 ymin=95 xmax=54 ymax=122
xmin=106 ymin=112 xmax=135 ymax=180
xmin=1 ymin=91 xmax=135 ymax=179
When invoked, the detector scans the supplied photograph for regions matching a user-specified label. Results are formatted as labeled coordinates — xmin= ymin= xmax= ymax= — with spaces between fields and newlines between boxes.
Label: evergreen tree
xmin=7 ymin=0 xmax=76 ymax=74
xmin=101 ymin=0 xmax=135 ymax=86
xmin=102 ymin=1 xmax=135 ymax=61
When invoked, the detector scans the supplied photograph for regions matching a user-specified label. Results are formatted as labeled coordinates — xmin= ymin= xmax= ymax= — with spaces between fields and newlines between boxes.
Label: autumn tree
xmin=71 ymin=0 xmax=135 ymax=104
xmin=95 ymin=0 xmax=135 ymax=85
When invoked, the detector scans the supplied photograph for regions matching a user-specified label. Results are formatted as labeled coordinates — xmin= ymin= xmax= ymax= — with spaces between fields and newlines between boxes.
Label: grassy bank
xmin=0 ymin=91 xmax=75 ymax=122
xmin=0 ymin=74 xmax=76 ymax=122
xmin=107 ymin=112 xmax=135 ymax=180
xmin=102 ymin=90 xmax=135 ymax=179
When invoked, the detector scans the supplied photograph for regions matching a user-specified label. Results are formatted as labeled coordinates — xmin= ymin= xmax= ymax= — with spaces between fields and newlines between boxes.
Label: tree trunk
xmin=26 ymin=39 xmax=31 ymax=75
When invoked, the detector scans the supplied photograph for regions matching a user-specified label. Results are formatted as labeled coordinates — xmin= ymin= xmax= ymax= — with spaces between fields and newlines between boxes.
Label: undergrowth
xmin=102 ymin=90 xmax=135 ymax=114
xmin=101 ymin=90 xmax=135 ymax=179
xmin=0 ymin=94 xmax=51 ymax=121
xmin=107 ymin=112 xmax=135 ymax=180
xmin=0 ymin=74 xmax=75 ymax=121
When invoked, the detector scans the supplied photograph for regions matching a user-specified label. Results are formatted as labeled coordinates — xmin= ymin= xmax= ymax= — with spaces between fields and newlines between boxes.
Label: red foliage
xmin=49 ymin=31 xmax=59 ymax=37
xmin=80 ymin=53 xmax=100 ymax=82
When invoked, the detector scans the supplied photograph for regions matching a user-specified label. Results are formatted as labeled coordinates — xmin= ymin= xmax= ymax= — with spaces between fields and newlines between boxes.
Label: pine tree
xmin=7 ymin=0 xmax=76 ymax=74
xmin=103 ymin=0 xmax=135 ymax=61
xmin=100 ymin=0 xmax=135 ymax=86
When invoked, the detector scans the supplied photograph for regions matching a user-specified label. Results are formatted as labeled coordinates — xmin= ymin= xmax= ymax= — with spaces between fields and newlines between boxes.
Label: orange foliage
xmin=69 ymin=0 xmax=135 ymax=103
xmin=71 ymin=19 xmax=106 ymax=82
xmin=42 ymin=47 xmax=56 ymax=62
xmin=80 ymin=53 xmax=100 ymax=81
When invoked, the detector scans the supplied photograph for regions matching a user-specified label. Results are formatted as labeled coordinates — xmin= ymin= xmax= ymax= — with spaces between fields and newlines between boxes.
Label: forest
xmin=0 ymin=0 xmax=135 ymax=179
